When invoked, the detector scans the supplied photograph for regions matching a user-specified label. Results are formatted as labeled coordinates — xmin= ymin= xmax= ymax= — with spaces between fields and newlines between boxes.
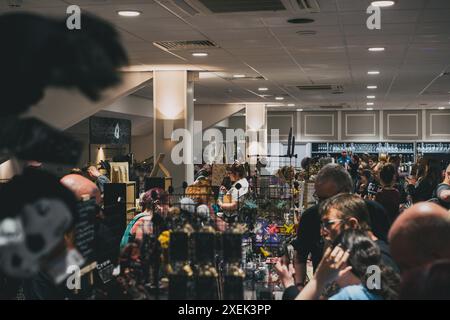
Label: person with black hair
xmin=291 ymin=230 xmax=399 ymax=300
xmin=218 ymin=162 xmax=248 ymax=211
xmin=375 ymin=164 xmax=400 ymax=224
xmin=349 ymin=154 xmax=360 ymax=191
xmin=407 ymin=159 xmax=442 ymax=203
xmin=357 ymin=169 xmax=374 ymax=198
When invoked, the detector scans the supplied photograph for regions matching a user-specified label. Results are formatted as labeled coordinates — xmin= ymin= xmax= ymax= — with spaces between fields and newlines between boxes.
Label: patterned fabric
xmin=130 ymin=214 xmax=154 ymax=242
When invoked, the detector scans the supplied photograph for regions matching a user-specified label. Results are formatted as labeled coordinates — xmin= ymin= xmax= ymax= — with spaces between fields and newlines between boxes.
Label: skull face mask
xmin=0 ymin=198 xmax=73 ymax=278
xmin=0 ymin=169 xmax=77 ymax=279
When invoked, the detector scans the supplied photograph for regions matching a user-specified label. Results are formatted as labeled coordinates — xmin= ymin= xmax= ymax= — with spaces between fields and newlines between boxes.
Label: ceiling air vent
xmin=153 ymin=40 xmax=218 ymax=51
xmin=285 ymin=0 xmax=321 ymax=13
xmin=296 ymin=84 xmax=344 ymax=94
xmin=197 ymin=0 xmax=286 ymax=13
xmin=7 ymin=0 xmax=22 ymax=7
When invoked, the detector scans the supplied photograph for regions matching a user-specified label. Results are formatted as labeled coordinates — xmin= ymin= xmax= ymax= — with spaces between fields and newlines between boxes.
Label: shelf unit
xmin=311 ymin=142 xmax=415 ymax=161
xmin=416 ymin=142 xmax=450 ymax=154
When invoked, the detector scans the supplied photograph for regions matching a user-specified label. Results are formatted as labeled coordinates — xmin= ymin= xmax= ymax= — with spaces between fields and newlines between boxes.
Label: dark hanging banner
xmin=89 ymin=116 xmax=131 ymax=145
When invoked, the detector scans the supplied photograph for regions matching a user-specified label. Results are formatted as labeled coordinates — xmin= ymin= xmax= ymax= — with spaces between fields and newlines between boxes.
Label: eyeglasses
xmin=313 ymin=191 xmax=324 ymax=202
xmin=320 ymin=218 xmax=345 ymax=231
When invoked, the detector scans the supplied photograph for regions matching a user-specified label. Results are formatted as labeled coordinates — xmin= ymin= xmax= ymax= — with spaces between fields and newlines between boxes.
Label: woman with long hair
xmin=407 ymin=159 xmax=442 ymax=203
xmin=294 ymin=229 xmax=400 ymax=300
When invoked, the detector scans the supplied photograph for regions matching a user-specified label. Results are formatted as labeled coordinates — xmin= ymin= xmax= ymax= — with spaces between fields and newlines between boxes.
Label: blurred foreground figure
xmin=400 ymin=259 xmax=450 ymax=300
xmin=388 ymin=202 xmax=450 ymax=272
xmin=0 ymin=12 xmax=128 ymax=299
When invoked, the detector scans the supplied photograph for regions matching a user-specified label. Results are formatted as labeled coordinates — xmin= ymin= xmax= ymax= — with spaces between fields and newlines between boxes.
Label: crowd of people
xmin=274 ymin=155 xmax=450 ymax=300
xmin=1 ymin=10 xmax=450 ymax=301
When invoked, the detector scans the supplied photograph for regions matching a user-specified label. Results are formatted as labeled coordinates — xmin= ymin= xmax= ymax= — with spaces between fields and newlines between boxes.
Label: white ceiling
xmin=3 ymin=0 xmax=450 ymax=111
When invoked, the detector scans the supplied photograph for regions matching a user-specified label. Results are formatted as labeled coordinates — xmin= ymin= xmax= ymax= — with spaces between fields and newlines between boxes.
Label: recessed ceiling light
xmin=275 ymin=97 xmax=284 ymax=101
xmin=371 ymin=1 xmax=395 ymax=7
xmin=297 ymin=109 xmax=304 ymax=112
xmin=267 ymin=104 xmax=281 ymax=107
xmin=368 ymin=47 xmax=385 ymax=52
xmin=192 ymin=52 xmax=208 ymax=57
xmin=288 ymin=104 xmax=295 ymax=107
xmin=367 ymin=102 xmax=374 ymax=106
xmin=287 ymin=18 xmax=315 ymax=24
xmin=193 ymin=99 xmax=197 ymax=102
xmin=366 ymin=107 xmax=374 ymax=111
xmin=367 ymin=85 xmax=378 ymax=89
xmin=233 ymin=74 xmax=246 ymax=78
xmin=368 ymin=71 xmax=380 ymax=75
xmin=439 ymin=107 xmax=445 ymax=110
xmin=258 ymin=87 xmax=269 ymax=91
xmin=367 ymin=95 xmax=376 ymax=99
xmin=117 ymin=10 xmax=141 ymax=17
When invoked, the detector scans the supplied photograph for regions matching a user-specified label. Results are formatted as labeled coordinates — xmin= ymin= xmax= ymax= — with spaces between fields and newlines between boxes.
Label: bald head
xmin=388 ymin=202 xmax=450 ymax=272
xmin=60 ymin=174 xmax=101 ymax=204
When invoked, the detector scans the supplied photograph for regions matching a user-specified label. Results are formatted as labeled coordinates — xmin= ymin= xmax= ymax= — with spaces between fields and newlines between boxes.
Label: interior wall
xmin=132 ymin=134 xmax=154 ymax=162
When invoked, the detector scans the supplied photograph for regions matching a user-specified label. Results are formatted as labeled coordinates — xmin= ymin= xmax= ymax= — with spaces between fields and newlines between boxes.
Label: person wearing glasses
xmin=277 ymin=193 xmax=398 ymax=300
xmin=287 ymin=230 xmax=399 ymax=300
xmin=284 ymin=164 xmax=390 ymax=300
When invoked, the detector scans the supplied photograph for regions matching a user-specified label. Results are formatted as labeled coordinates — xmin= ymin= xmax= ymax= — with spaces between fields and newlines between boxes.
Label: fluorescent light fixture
xmin=371 ymin=1 xmax=395 ymax=7
xmin=117 ymin=10 xmax=141 ymax=17
xmin=266 ymin=104 xmax=281 ymax=107
xmin=233 ymin=74 xmax=246 ymax=78
xmin=288 ymin=104 xmax=295 ymax=107
xmin=367 ymin=85 xmax=378 ymax=89
xmin=366 ymin=107 xmax=374 ymax=111
xmin=192 ymin=52 xmax=208 ymax=57
xmin=275 ymin=96 xmax=284 ymax=100
xmin=368 ymin=47 xmax=385 ymax=52
xmin=367 ymin=102 xmax=374 ymax=106
xmin=367 ymin=95 xmax=376 ymax=99
xmin=258 ymin=87 xmax=269 ymax=91
xmin=193 ymin=99 xmax=197 ymax=102
xmin=368 ymin=71 xmax=380 ymax=75
xmin=297 ymin=109 xmax=304 ymax=112
xmin=438 ymin=107 xmax=445 ymax=110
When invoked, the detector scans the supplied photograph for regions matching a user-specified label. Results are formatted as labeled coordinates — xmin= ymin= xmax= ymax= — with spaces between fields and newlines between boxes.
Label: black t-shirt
xmin=365 ymin=200 xmax=390 ymax=242
xmin=408 ymin=178 xmax=437 ymax=203
xmin=293 ymin=200 xmax=391 ymax=267
xmin=375 ymin=239 xmax=399 ymax=273
xmin=434 ymin=183 xmax=450 ymax=209
xmin=293 ymin=205 xmax=323 ymax=270
xmin=349 ymin=162 xmax=359 ymax=179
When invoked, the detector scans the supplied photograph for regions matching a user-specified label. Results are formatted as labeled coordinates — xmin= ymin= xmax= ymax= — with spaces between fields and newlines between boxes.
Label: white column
xmin=153 ymin=70 xmax=195 ymax=188
xmin=245 ymin=104 xmax=267 ymax=165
